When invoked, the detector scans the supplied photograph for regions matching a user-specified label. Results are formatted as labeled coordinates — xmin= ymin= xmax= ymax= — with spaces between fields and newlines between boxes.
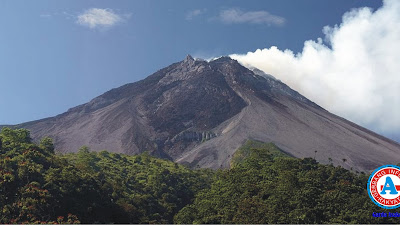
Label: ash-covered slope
xmin=14 ymin=55 xmax=400 ymax=171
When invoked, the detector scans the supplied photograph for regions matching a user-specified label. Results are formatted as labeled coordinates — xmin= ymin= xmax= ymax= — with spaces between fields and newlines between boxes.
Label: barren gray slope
xmin=9 ymin=55 xmax=400 ymax=171
xmin=176 ymin=91 xmax=400 ymax=171
xmin=15 ymin=55 xmax=247 ymax=158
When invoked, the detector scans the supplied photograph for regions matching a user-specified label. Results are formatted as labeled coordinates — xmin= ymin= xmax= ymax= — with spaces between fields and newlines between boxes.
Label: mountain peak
xmin=212 ymin=56 xmax=232 ymax=62
xmin=15 ymin=55 xmax=400 ymax=171
xmin=184 ymin=54 xmax=194 ymax=62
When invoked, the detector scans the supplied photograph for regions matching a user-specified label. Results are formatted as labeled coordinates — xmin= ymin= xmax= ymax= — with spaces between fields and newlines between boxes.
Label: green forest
xmin=0 ymin=128 xmax=398 ymax=224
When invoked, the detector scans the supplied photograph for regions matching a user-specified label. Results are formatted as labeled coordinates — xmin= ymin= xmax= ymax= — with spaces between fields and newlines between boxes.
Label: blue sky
xmin=3 ymin=0 xmax=399 ymax=141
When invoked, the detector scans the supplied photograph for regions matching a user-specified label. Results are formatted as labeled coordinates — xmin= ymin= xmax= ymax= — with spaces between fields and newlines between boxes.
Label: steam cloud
xmin=231 ymin=0 xmax=400 ymax=137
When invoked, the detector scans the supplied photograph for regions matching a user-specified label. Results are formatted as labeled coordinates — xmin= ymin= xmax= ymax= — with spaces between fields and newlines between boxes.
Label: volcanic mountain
xmin=9 ymin=55 xmax=400 ymax=171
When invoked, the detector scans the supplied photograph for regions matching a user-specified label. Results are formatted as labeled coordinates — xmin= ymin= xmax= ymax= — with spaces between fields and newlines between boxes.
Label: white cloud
xmin=230 ymin=0 xmax=400 ymax=136
xmin=77 ymin=8 xmax=123 ymax=29
xmin=186 ymin=9 xmax=206 ymax=20
xmin=40 ymin=14 xmax=52 ymax=18
xmin=219 ymin=8 xmax=285 ymax=26
xmin=63 ymin=11 xmax=75 ymax=20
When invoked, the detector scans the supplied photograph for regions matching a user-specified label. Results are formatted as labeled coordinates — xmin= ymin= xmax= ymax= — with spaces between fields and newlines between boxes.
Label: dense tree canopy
xmin=0 ymin=128 xmax=210 ymax=224
xmin=174 ymin=141 xmax=395 ymax=224
xmin=0 ymin=129 xmax=396 ymax=224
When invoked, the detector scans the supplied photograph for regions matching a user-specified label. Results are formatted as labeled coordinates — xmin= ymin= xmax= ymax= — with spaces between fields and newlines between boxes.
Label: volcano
xmin=9 ymin=55 xmax=400 ymax=171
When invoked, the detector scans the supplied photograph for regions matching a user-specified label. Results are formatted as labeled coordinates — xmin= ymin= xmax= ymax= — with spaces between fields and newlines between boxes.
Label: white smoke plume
xmin=231 ymin=0 xmax=400 ymax=137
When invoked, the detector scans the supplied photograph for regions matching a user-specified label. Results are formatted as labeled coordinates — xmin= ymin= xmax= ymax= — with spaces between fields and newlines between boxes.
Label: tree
xmin=39 ymin=137 xmax=55 ymax=154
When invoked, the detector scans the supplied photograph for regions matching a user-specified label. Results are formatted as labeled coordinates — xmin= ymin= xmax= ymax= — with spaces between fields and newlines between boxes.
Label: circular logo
xmin=368 ymin=165 xmax=400 ymax=209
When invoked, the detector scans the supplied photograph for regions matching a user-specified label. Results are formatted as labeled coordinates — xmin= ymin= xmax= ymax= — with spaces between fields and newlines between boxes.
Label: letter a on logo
xmin=381 ymin=177 xmax=399 ymax=195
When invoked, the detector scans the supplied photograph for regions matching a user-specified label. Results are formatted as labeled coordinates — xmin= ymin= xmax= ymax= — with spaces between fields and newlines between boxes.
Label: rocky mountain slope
xmin=8 ymin=55 xmax=400 ymax=171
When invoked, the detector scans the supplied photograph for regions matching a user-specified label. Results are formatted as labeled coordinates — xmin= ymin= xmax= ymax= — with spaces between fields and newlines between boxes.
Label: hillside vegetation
xmin=0 ymin=128 xmax=211 ymax=223
xmin=0 ymin=128 xmax=396 ymax=224
xmin=230 ymin=140 xmax=289 ymax=167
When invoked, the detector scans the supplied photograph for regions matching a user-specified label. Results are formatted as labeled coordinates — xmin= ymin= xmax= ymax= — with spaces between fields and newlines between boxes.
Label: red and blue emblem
xmin=368 ymin=165 xmax=400 ymax=209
